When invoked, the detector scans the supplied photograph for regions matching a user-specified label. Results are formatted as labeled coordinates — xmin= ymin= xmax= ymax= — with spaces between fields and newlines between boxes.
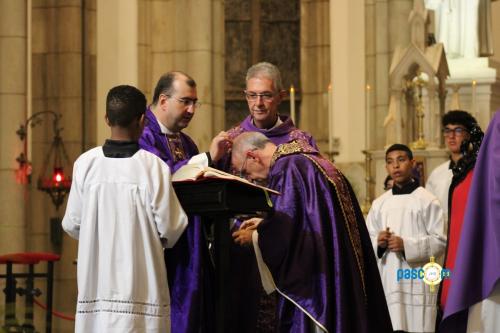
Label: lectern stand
xmin=173 ymin=178 xmax=273 ymax=333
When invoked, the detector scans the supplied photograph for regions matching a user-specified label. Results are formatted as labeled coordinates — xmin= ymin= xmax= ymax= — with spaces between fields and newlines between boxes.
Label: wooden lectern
xmin=173 ymin=178 xmax=274 ymax=333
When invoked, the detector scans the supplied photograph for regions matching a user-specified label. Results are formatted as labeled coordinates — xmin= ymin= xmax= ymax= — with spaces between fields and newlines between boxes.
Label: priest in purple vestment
xmin=439 ymin=111 xmax=500 ymax=333
xmin=139 ymin=71 xmax=230 ymax=333
xmin=222 ymin=62 xmax=317 ymax=170
xmin=231 ymin=132 xmax=393 ymax=333
xmin=223 ymin=62 xmax=318 ymax=332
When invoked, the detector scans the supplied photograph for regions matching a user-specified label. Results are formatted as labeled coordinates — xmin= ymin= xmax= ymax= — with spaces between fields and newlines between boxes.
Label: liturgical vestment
xmin=252 ymin=141 xmax=393 ymax=333
xmin=63 ymin=144 xmax=188 ymax=332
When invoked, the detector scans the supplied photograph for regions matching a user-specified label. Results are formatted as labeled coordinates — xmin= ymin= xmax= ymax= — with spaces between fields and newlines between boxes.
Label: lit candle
xmin=471 ymin=80 xmax=477 ymax=118
xmin=328 ymin=83 xmax=333 ymax=152
xmin=290 ymin=85 xmax=296 ymax=124
xmin=365 ymin=84 xmax=371 ymax=149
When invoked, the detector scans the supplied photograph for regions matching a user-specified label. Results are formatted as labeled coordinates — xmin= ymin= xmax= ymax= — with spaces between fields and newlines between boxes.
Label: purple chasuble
xmin=139 ymin=108 xmax=214 ymax=333
xmin=140 ymin=108 xmax=199 ymax=172
xmin=225 ymin=115 xmax=318 ymax=332
xmin=228 ymin=114 xmax=317 ymax=148
xmin=256 ymin=141 xmax=393 ymax=333
xmin=439 ymin=111 xmax=500 ymax=333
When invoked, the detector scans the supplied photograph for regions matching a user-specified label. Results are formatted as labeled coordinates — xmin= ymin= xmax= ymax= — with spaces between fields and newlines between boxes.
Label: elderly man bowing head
xmin=231 ymin=132 xmax=393 ymax=333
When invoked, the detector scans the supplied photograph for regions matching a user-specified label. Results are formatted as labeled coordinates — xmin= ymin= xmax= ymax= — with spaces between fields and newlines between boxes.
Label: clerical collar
xmin=103 ymin=140 xmax=140 ymax=158
xmin=157 ymin=118 xmax=175 ymax=135
xmin=252 ymin=115 xmax=282 ymax=130
xmin=392 ymin=178 xmax=419 ymax=195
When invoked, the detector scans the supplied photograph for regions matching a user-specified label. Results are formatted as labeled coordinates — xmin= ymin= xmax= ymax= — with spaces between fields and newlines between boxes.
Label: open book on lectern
xmin=172 ymin=164 xmax=280 ymax=195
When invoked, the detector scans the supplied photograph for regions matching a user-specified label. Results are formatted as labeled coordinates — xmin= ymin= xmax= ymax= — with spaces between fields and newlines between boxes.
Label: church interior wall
xmin=1 ymin=1 xmax=500 ymax=332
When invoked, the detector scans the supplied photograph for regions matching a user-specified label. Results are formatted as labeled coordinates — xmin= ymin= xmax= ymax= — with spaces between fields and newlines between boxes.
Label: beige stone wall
xmin=0 ymin=0 xmax=28 ymax=253
xmin=138 ymin=0 xmax=225 ymax=151
xmin=96 ymin=0 xmax=139 ymax=144
xmin=30 ymin=0 xmax=92 ymax=331
xmin=492 ymin=1 xmax=500 ymax=65
xmin=330 ymin=0 xmax=366 ymax=163
xmin=300 ymin=0 xmax=330 ymax=151
xmin=0 ymin=0 xmax=28 ymax=326
xmin=365 ymin=0 xmax=413 ymax=149
xmin=0 ymin=0 xmax=95 ymax=331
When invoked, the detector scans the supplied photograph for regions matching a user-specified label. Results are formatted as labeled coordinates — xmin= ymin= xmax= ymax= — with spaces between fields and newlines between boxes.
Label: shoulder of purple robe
xmin=139 ymin=123 xmax=172 ymax=167
xmin=258 ymin=153 xmax=393 ymax=332
xmin=227 ymin=123 xmax=245 ymax=140
xmin=280 ymin=116 xmax=319 ymax=149
xmin=288 ymin=129 xmax=318 ymax=149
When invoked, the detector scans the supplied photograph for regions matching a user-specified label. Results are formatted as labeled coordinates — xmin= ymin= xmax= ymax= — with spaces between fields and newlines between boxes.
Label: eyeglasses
xmin=239 ymin=154 xmax=250 ymax=179
xmin=244 ymin=91 xmax=277 ymax=102
xmin=238 ymin=149 xmax=258 ymax=179
xmin=443 ymin=127 xmax=467 ymax=137
xmin=168 ymin=95 xmax=201 ymax=108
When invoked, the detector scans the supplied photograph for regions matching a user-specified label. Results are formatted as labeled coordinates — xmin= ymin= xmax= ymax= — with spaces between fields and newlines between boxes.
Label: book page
xmin=173 ymin=165 xmax=279 ymax=195
xmin=171 ymin=164 xmax=205 ymax=182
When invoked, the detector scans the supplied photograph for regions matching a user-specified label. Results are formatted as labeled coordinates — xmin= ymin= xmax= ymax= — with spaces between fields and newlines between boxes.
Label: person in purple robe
xmin=221 ymin=62 xmax=318 ymax=332
xmin=221 ymin=62 xmax=317 ymax=171
xmin=231 ymin=132 xmax=393 ymax=333
xmin=439 ymin=110 xmax=500 ymax=333
xmin=139 ymin=71 xmax=230 ymax=333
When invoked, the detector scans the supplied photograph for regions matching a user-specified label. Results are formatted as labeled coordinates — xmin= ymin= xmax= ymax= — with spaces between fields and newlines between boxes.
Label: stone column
xmin=0 ymin=0 xmax=27 ymax=254
xmin=330 ymin=0 xmax=365 ymax=163
xmin=366 ymin=0 xmax=413 ymax=149
xmin=96 ymin=0 xmax=139 ymax=144
xmin=300 ymin=0 xmax=330 ymax=152
xmin=149 ymin=0 xmax=225 ymax=150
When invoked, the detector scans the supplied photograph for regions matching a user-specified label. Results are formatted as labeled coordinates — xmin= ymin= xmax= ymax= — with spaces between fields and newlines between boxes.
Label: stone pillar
xmin=365 ymin=0 xmax=376 ymax=149
xmin=366 ymin=0 xmax=413 ymax=149
xmin=330 ymin=0 xmax=365 ymax=163
xmin=300 ymin=0 xmax=330 ymax=152
xmin=148 ymin=0 xmax=225 ymax=150
xmin=97 ymin=0 xmax=138 ymax=145
xmin=0 ymin=0 xmax=27 ymax=254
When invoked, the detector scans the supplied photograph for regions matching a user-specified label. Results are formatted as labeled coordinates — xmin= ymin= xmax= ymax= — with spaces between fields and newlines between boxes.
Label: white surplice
xmin=426 ymin=160 xmax=453 ymax=229
xmin=367 ymin=187 xmax=446 ymax=332
xmin=62 ymin=147 xmax=188 ymax=333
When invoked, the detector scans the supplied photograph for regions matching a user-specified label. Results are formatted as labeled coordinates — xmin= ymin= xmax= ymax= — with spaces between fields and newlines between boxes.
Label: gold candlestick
xmin=410 ymin=72 xmax=427 ymax=150
xmin=361 ymin=149 xmax=373 ymax=215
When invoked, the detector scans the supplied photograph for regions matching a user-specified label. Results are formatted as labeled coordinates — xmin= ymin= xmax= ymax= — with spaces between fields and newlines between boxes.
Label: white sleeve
xmin=366 ymin=204 xmax=382 ymax=256
xmin=403 ymin=198 xmax=447 ymax=263
xmin=425 ymin=169 xmax=438 ymax=195
xmin=152 ymin=162 xmax=188 ymax=248
xmin=187 ymin=153 xmax=209 ymax=167
xmin=62 ymin=162 xmax=82 ymax=240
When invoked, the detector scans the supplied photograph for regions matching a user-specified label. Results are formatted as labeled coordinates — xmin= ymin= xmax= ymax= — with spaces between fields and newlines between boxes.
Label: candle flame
xmin=366 ymin=84 xmax=371 ymax=91
xmin=290 ymin=85 xmax=295 ymax=93
xmin=472 ymin=80 xmax=477 ymax=86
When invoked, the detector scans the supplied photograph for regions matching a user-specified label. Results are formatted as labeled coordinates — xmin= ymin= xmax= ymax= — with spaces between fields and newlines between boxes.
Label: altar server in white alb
xmin=367 ymin=144 xmax=446 ymax=333
xmin=62 ymin=85 xmax=188 ymax=333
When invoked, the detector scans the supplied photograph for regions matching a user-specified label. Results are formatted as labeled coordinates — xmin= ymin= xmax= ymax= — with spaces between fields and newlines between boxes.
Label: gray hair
xmin=232 ymin=132 xmax=271 ymax=164
xmin=245 ymin=62 xmax=284 ymax=92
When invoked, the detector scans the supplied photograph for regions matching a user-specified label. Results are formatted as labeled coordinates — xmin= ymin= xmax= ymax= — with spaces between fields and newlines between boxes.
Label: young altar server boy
xmin=367 ymin=143 xmax=446 ymax=333
xmin=62 ymin=85 xmax=188 ymax=333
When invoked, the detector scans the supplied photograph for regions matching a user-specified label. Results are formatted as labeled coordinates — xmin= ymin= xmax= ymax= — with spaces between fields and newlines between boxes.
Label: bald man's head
xmin=231 ymin=132 xmax=275 ymax=181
